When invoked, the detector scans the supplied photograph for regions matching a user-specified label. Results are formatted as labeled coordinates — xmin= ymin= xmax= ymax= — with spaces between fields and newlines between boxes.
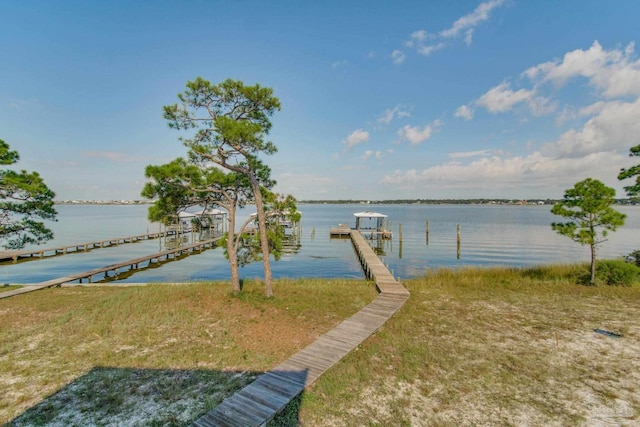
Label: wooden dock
xmin=192 ymin=229 xmax=409 ymax=426
xmin=0 ymin=231 xmax=179 ymax=263
xmin=0 ymin=238 xmax=220 ymax=299
xmin=330 ymin=225 xmax=392 ymax=240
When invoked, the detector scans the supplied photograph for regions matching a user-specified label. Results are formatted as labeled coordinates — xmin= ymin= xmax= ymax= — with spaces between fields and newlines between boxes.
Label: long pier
xmin=192 ymin=229 xmax=409 ymax=426
xmin=0 ymin=231 xmax=181 ymax=263
xmin=0 ymin=238 xmax=220 ymax=299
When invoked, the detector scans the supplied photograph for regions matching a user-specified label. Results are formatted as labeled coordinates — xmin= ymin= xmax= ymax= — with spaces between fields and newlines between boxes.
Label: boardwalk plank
xmin=0 ymin=238 xmax=220 ymax=299
xmin=192 ymin=229 xmax=409 ymax=426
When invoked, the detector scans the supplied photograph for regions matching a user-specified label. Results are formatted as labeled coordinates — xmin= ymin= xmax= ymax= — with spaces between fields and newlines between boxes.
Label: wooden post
xmin=399 ymin=224 xmax=403 ymax=242
xmin=457 ymin=224 xmax=461 ymax=259
xmin=426 ymin=219 xmax=429 ymax=245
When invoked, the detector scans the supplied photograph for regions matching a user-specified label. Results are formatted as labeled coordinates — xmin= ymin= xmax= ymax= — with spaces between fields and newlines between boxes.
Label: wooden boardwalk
xmin=0 ymin=231 xmax=179 ymax=263
xmin=0 ymin=238 xmax=220 ymax=299
xmin=193 ymin=230 xmax=409 ymax=426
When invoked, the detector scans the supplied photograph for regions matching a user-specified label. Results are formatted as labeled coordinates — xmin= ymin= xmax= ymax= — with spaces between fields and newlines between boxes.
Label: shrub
xmin=596 ymin=259 xmax=640 ymax=286
xmin=625 ymin=250 xmax=640 ymax=267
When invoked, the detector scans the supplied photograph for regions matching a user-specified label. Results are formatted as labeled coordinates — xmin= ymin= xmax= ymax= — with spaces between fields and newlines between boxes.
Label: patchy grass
xmin=5 ymin=265 xmax=640 ymax=426
xmin=0 ymin=278 xmax=376 ymax=425
xmin=300 ymin=265 xmax=640 ymax=426
xmin=0 ymin=285 xmax=21 ymax=294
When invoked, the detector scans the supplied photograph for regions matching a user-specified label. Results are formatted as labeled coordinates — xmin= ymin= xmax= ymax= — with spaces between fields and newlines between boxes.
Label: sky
xmin=1 ymin=0 xmax=640 ymax=201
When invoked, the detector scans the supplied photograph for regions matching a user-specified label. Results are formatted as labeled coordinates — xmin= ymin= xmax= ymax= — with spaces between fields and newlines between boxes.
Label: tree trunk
xmin=226 ymin=211 xmax=241 ymax=292
xmin=590 ymin=242 xmax=597 ymax=286
xmin=249 ymin=175 xmax=273 ymax=297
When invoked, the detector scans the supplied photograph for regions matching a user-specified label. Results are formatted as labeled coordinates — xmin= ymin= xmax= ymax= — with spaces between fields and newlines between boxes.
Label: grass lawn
xmin=0 ymin=279 xmax=377 ymax=426
xmin=300 ymin=265 xmax=640 ymax=426
xmin=2 ymin=265 xmax=639 ymax=426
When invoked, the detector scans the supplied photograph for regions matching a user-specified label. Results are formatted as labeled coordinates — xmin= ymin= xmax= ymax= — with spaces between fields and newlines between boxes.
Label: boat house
xmin=330 ymin=211 xmax=392 ymax=239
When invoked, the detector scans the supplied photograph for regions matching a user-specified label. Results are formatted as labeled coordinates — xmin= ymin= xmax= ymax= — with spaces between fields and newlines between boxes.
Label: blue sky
xmin=2 ymin=0 xmax=640 ymax=201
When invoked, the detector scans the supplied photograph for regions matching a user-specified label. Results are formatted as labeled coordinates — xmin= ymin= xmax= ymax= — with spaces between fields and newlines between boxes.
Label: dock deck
xmin=0 ymin=231 xmax=179 ymax=263
xmin=193 ymin=229 xmax=409 ymax=426
xmin=0 ymin=238 xmax=220 ymax=299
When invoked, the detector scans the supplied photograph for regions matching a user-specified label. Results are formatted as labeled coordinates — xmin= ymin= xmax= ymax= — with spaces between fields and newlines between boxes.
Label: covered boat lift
xmin=177 ymin=208 xmax=229 ymax=234
xmin=330 ymin=211 xmax=392 ymax=239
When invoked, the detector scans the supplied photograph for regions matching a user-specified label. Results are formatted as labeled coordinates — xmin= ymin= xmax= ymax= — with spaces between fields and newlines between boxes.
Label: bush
xmin=625 ymin=250 xmax=640 ymax=267
xmin=596 ymin=259 xmax=640 ymax=286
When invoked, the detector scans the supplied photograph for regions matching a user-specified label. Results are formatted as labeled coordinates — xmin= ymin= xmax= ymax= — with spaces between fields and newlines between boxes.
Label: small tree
xmin=551 ymin=178 xmax=626 ymax=285
xmin=618 ymin=144 xmax=640 ymax=201
xmin=0 ymin=139 xmax=57 ymax=249
xmin=142 ymin=158 xmax=259 ymax=293
xmin=163 ymin=78 xmax=281 ymax=297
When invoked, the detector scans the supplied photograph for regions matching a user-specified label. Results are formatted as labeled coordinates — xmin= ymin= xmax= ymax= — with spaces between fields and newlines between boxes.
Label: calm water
xmin=2 ymin=203 xmax=639 ymax=284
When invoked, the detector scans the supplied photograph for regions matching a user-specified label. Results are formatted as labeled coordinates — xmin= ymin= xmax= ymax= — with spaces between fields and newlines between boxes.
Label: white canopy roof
xmin=353 ymin=211 xmax=387 ymax=218
xmin=194 ymin=208 xmax=226 ymax=216
xmin=178 ymin=208 xmax=227 ymax=219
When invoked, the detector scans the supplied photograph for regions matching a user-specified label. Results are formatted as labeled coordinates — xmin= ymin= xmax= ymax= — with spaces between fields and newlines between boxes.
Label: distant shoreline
xmin=54 ymin=199 xmax=638 ymax=206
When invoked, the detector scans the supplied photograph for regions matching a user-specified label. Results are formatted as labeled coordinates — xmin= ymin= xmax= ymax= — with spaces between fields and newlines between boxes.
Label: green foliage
xmin=551 ymin=178 xmax=625 ymax=246
xmin=618 ymin=144 xmax=640 ymax=200
xmin=141 ymin=158 xmax=200 ymax=223
xmin=551 ymin=178 xmax=626 ymax=285
xmin=595 ymin=259 xmax=640 ymax=286
xmin=162 ymin=77 xmax=288 ymax=296
xmin=0 ymin=139 xmax=57 ymax=249
xmin=163 ymin=77 xmax=280 ymax=169
xmin=625 ymin=250 xmax=640 ymax=267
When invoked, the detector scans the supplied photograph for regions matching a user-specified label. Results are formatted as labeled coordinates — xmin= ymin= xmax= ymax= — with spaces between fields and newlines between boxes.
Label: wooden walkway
xmin=0 ymin=231 xmax=179 ymax=263
xmin=193 ymin=230 xmax=409 ymax=426
xmin=0 ymin=238 xmax=220 ymax=299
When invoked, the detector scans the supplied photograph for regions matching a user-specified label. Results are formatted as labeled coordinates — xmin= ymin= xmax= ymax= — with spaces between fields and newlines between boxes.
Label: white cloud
xmin=449 ymin=149 xmax=492 ymax=159
xmin=439 ymin=0 xmax=506 ymax=40
xmin=396 ymin=120 xmax=442 ymax=145
xmin=524 ymin=41 xmax=640 ymax=98
xmin=405 ymin=30 xmax=429 ymax=47
xmin=544 ymin=97 xmax=640 ymax=159
xmin=343 ymin=129 xmax=370 ymax=151
xmin=382 ymin=93 xmax=640 ymax=197
xmin=454 ymin=104 xmax=474 ymax=120
xmin=464 ymin=29 xmax=474 ymax=46
xmin=578 ymin=101 xmax=609 ymax=117
xmin=417 ymin=42 xmax=446 ymax=56
xmin=362 ymin=150 xmax=385 ymax=161
xmin=377 ymin=105 xmax=412 ymax=125
xmin=381 ymin=149 xmax=628 ymax=197
xmin=468 ymin=41 xmax=640 ymax=123
xmin=397 ymin=0 xmax=506 ymax=63
xmin=476 ymin=81 xmax=535 ymax=113
xmin=391 ymin=50 xmax=406 ymax=64
xmin=527 ymin=96 xmax=556 ymax=116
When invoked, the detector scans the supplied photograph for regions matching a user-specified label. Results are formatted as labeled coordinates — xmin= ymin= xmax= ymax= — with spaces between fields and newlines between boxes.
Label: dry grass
xmin=0 ymin=279 xmax=376 ymax=425
xmin=4 ymin=265 xmax=640 ymax=426
xmin=300 ymin=265 xmax=640 ymax=426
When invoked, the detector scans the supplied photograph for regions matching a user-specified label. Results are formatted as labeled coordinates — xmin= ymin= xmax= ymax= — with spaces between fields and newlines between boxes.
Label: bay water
xmin=2 ymin=203 xmax=639 ymax=284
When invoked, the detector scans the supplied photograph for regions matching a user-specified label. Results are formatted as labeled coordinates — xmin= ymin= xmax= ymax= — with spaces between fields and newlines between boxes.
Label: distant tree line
xmin=299 ymin=198 xmax=636 ymax=205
